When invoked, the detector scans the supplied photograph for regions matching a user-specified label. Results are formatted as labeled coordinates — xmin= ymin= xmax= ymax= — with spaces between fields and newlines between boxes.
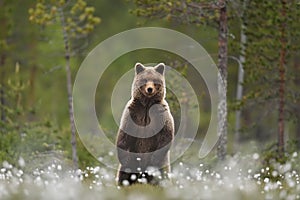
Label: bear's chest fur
xmin=127 ymin=99 xmax=166 ymax=153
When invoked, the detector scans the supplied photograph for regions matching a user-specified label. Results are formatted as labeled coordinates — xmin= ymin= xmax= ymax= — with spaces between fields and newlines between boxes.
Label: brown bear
xmin=116 ymin=62 xmax=174 ymax=186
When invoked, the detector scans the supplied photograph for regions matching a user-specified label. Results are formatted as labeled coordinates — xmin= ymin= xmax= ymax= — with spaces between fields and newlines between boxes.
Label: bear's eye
xmin=154 ymin=83 xmax=161 ymax=89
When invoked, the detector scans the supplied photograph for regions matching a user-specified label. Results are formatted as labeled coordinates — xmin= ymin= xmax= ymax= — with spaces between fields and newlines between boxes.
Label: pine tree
xmin=243 ymin=0 xmax=300 ymax=155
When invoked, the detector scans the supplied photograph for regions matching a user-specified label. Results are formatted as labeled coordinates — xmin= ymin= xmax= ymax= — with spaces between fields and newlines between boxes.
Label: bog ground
xmin=1 ymin=145 xmax=300 ymax=200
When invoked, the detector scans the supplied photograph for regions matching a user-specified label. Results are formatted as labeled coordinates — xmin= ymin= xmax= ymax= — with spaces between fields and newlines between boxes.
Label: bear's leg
xmin=117 ymin=167 xmax=141 ymax=186
xmin=117 ymin=170 xmax=129 ymax=186
xmin=143 ymin=172 xmax=158 ymax=185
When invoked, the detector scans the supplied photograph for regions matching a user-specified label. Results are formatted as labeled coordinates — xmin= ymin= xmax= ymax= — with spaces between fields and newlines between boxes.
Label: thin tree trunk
xmin=0 ymin=54 xmax=6 ymax=123
xmin=294 ymin=57 xmax=300 ymax=148
xmin=278 ymin=0 xmax=287 ymax=156
xmin=59 ymin=8 xmax=79 ymax=170
xmin=217 ymin=0 xmax=228 ymax=160
xmin=27 ymin=65 xmax=37 ymax=121
xmin=28 ymin=65 xmax=37 ymax=107
xmin=235 ymin=1 xmax=247 ymax=150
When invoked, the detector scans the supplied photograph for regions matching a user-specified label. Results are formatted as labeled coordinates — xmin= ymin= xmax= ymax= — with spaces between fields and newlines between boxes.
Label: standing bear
xmin=116 ymin=63 xmax=174 ymax=186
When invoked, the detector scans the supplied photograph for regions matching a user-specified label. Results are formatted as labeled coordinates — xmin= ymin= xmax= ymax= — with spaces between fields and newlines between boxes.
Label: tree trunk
xmin=59 ymin=8 xmax=79 ymax=170
xmin=0 ymin=54 xmax=6 ymax=123
xmin=235 ymin=1 xmax=247 ymax=150
xmin=27 ymin=65 xmax=37 ymax=121
xmin=28 ymin=65 xmax=37 ymax=106
xmin=217 ymin=0 xmax=228 ymax=160
xmin=294 ymin=57 xmax=300 ymax=148
xmin=278 ymin=0 xmax=287 ymax=156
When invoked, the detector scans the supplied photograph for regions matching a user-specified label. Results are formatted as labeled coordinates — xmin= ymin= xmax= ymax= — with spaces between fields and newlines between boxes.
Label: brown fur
xmin=116 ymin=63 xmax=174 ymax=185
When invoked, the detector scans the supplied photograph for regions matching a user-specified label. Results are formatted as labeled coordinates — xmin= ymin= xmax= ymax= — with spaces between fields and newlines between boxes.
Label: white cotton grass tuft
xmin=0 ymin=151 xmax=299 ymax=199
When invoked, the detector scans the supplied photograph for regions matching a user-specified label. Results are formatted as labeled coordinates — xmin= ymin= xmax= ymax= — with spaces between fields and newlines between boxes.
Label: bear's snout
xmin=145 ymin=81 xmax=155 ymax=95
xmin=147 ymin=87 xmax=153 ymax=94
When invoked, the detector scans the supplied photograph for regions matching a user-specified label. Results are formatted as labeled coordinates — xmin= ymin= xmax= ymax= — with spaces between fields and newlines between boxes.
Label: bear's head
xmin=132 ymin=63 xmax=166 ymax=102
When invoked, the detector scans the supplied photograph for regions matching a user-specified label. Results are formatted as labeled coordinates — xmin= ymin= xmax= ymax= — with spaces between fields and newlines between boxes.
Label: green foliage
xmin=0 ymin=63 xmax=26 ymax=131
xmin=0 ymin=0 xmax=13 ymax=51
xmin=166 ymin=61 xmax=188 ymax=118
xmin=235 ymin=0 xmax=300 ymax=145
xmin=130 ymin=0 xmax=219 ymax=26
xmin=259 ymin=140 xmax=299 ymax=185
xmin=28 ymin=0 xmax=101 ymax=37
xmin=0 ymin=64 xmax=63 ymax=169
xmin=243 ymin=0 xmax=300 ymax=109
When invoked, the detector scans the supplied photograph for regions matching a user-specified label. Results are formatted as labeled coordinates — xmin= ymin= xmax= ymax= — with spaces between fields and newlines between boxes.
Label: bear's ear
xmin=135 ymin=63 xmax=145 ymax=74
xmin=154 ymin=63 xmax=165 ymax=75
